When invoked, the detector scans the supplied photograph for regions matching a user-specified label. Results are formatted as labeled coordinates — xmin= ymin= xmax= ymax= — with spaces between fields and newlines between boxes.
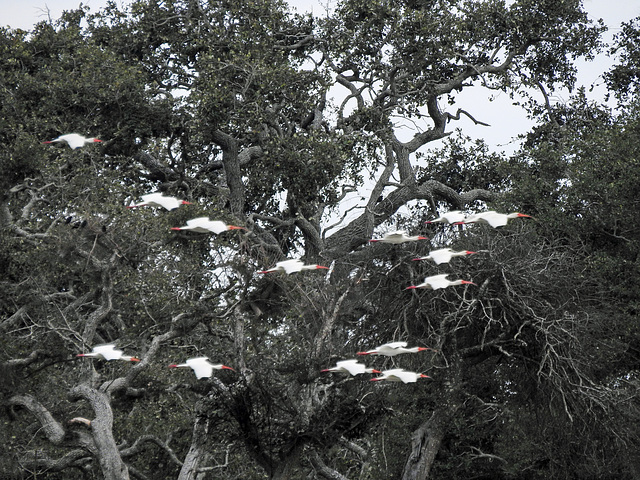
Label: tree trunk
xmin=401 ymin=407 xmax=453 ymax=480
xmin=177 ymin=415 xmax=209 ymax=480
xmin=70 ymin=385 xmax=130 ymax=480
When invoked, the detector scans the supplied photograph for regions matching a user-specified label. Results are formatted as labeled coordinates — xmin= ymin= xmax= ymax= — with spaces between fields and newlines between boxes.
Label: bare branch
xmin=7 ymin=394 xmax=65 ymax=444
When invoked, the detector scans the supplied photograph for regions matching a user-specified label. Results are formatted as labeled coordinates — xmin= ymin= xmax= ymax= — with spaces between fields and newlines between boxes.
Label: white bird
xmin=77 ymin=344 xmax=140 ymax=362
xmin=258 ymin=259 xmax=329 ymax=274
xmin=357 ymin=341 xmax=434 ymax=357
xmin=171 ymin=217 xmax=246 ymax=234
xmin=460 ymin=211 xmax=532 ymax=228
xmin=127 ymin=193 xmax=193 ymax=211
xmin=425 ymin=210 xmax=467 ymax=225
xmin=168 ymin=357 xmax=235 ymax=379
xmin=369 ymin=230 xmax=429 ymax=244
xmin=406 ymin=274 xmax=476 ymax=291
xmin=371 ymin=369 xmax=431 ymax=384
xmin=412 ymin=248 xmax=477 ymax=265
xmin=43 ymin=133 xmax=102 ymax=149
xmin=321 ymin=359 xmax=381 ymax=376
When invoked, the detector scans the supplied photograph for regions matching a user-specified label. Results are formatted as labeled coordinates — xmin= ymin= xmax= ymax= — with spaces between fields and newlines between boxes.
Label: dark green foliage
xmin=2 ymin=1 xmax=639 ymax=479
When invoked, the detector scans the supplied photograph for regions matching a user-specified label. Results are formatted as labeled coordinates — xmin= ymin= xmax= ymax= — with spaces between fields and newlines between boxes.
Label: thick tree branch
xmin=7 ymin=394 xmax=65 ymax=444
xmin=69 ymin=384 xmax=130 ymax=480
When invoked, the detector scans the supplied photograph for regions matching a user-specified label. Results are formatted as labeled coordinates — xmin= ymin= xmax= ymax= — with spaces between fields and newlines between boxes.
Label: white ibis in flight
xmin=128 ymin=193 xmax=193 ymax=211
xmin=43 ymin=133 xmax=102 ymax=149
xmin=459 ymin=211 xmax=532 ymax=228
xmin=168 ymin=357 xmax=235 ymax=379
xmin=321 ymin=359 xmax=381 ymax=376
xmin=258 ymin=259 xmax=329 ymax=274
xmin=425 ymin=210 xmax=466 ymax=225
xmin=171 ymin=217 xmax=246 ymax=234
xmin=77 ymin=344 xmax=140 ymax=362
xmin=369 ymin=230 xmax=429 ymax=244
xmin=357 ymin=341 xmax=434 ymax=357
xmin=413 ymin=248 xmax=477 ymax=265
xmin=371 ymin=369 xmax=431 ymax=384
xmin=406 ymin=274 xmax=476 ymax=291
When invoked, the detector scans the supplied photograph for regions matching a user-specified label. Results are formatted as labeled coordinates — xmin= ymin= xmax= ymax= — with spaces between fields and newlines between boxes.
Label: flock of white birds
xmin=48 ymin=133 xmax=532 ymax=384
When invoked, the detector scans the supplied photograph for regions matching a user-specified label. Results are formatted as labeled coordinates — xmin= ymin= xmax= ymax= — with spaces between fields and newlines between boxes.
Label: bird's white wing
xmin=187 ymin=357 xmax=213 ymax=379
xmin=206 ymin=221 xmax=229 ymax=234
xmin=336 ymin=360 xmax=365 ymax=375
xmin=141 ymin=193 xmax=164 ymax=204
xmin=395 ymin=372 xmax=419 ymax=383
xmin=384 ymin=230 xmax=406 ymax=239
xmin=428 ymin=248 xmax=453 ymax=265
xmin=186 ymin=217 xmax=211 ymax=227
xmin=157 ymin=196 xmax=180 ymax=211
xmin=381 ymin=341 xmax=408 ymax=350
xmin=485 ymin=214 xmax=508 ymax=228
xmin=444 ymin=211 xmax=466 ymax=222
xmin=279 ymin=259 xmax=305 ymax=274
xmin=59 ymin=134 xmax=83 ymax=149
xmin=92 ymin=344 xmax=120 ymax=360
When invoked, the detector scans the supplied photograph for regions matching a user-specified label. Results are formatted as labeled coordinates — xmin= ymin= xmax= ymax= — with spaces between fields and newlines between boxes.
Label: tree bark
xmin=401 ymin=401 xmax=460 ymax=480
xmin=177 ymin=415 xmax=209 ymax=480
xmin=70 ymin=384 xmax=130 ymax=480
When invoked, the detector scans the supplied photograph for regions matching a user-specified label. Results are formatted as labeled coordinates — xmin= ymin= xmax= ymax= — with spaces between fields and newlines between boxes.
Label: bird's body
xmin=357 ymin=341 xmax=432 ymax=357
xmin=413 ymin=248 xmax=477 ymax=265
xmin=171 ymin=217 xmax=245 ymax=234
xmin=425 ymin=210 xmax=466 ymax=225
xmin=371 ymin=369 xmax=431 ymax=384
xmin=369 ymin=230 xmax=429 ymax=244
xmin=406 ymin=274 xmax=476 ymax=290
xmin=77 ymin=344 xmax=139 ymax=362
xmin=321 ymin=359 xmax=380 ymax=376
xmin=128 ymin=193 xmax=192 ymax=211
xmin=461 ymin=211 xmax=532 ymax=228
xmin=43 ymin=133 xmax=102 ymax=149
xmin=169 ymin=357 xmax=234 ymax=379
xmin=259 ymin=259 xmax=329 ymax=274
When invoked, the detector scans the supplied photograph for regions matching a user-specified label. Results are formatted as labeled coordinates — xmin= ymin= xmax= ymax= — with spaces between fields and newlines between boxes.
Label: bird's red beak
xmin=466 ymin=251 xmax=478 ymax=255
xmin=371 ymin=369 xmax=382 ymax=374
xmin=418 ymin=236 xmax=429 ymax=240
xmin=181 ymin=201 xmax=193 ymax=205
xmin=420 ymin=374 xmax=431 ymax=379
xmin=370 ymin=378 xmax=382 ymax=382
xmin=405 ymin=286 xmax=418 ymax=290
xmin=221 ymin=365 xmax=235 ymax=371
xmin=93 ymin=139 xmax=103 ymax=143
xmin=412 ymin=258 xmax=423 ymax=261
xmin=170 ymin=227 xmax=182 ymax=231
xmin=461 ymin=281 xmax=477 ymax=286
xmin=228 ymin=225 xmax=246 ymax=230
xmin=168 ymin=364 xmax=178 ymax=368
xmin=130 ymin=357 xmax=141 ymax=362
xmin=76 ymin=354 xmax=87 ymax=357
xmin=316 ymin=266 xmax=329 ymax=269
xmin=356 ymin=351 xmax=369 ymax=356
